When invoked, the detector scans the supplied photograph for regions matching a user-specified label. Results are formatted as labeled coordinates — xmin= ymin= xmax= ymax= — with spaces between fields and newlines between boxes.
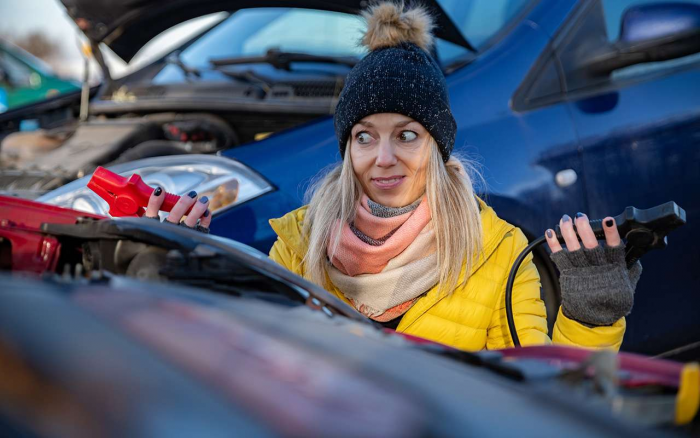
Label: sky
xmin=0 ymin=0 xmax=222 ymax=82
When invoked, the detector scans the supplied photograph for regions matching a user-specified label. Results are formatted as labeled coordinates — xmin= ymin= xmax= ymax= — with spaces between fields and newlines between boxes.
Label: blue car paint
xmin=216 ymin=115 xmax=340 ymax=250
xmin=570 ymin=69 xmax=700 ymax=354
xmin=217 ymin=0 xmax=700 ymax=355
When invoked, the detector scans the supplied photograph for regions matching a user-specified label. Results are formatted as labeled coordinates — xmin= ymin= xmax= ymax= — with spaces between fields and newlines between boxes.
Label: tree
xmin=8 ymin=31 xmax=62 ymax=60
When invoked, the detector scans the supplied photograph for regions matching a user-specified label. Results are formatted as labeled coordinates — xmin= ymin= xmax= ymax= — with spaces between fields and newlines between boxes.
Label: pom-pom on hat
xmin=334 ymin=1 xmax=457 ymax=162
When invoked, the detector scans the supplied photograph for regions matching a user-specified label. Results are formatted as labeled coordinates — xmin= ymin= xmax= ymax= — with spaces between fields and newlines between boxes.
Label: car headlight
xmin=37 ymin=155 xmax=273 ymax=218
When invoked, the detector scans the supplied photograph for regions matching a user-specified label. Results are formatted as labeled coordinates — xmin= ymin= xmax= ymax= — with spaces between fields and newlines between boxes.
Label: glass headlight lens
xmin=37 ymin=155 xmax=273 ymax=217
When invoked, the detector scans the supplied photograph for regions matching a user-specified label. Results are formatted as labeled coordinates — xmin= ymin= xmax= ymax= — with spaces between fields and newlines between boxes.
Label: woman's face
xmin=350 ymin=113 xmax=430 ymax=207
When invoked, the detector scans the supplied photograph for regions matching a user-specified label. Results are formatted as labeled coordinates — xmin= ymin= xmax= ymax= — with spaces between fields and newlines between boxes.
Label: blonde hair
xmin=302 ymin=135 xmax=484 ymax=296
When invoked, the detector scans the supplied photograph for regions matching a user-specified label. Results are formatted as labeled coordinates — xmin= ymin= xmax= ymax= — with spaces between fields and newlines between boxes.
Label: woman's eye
xmin=399 ymin=130 xmax=418 ymax=142
xmin=357 ymin=132 xmax=373 ymax=144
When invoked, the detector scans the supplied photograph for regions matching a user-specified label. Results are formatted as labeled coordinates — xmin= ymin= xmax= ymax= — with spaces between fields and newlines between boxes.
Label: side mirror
xmin=587 ymin=2 xmax=700 ymax=75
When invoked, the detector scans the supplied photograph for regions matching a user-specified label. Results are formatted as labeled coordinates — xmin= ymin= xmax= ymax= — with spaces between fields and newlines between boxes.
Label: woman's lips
xmin=371 ymin=176 xmax=405 ymax=190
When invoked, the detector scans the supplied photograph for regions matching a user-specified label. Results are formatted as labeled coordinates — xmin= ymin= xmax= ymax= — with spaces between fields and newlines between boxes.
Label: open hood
xmin=60 ymin=0 xmax=475 ymax=62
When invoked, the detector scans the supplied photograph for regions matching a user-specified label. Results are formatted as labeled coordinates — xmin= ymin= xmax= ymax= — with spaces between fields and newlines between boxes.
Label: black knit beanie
xmin=334 ymin=2 xmax=457 ymax=162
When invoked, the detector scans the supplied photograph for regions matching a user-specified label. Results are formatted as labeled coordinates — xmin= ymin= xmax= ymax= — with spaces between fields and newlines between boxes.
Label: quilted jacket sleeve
xmin=552 ymin=309 xmax=626 ymax=350
xmin=487 ymin=229 xmax=551 ymax=349
xmin=268 ymin=236 xmax=305 ymax=274
xmin=268 ymin=207 xmax=308 ymax=276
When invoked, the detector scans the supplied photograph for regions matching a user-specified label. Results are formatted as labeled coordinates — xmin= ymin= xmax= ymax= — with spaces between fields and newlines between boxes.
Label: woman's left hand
xmin=543 ymin=212 xmax=642 ymax=328
xmin=544 ymin=213 xmax=619 ymax=254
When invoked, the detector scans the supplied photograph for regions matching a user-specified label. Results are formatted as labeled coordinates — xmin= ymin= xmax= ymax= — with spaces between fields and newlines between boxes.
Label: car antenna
xmin=77 ymin=38 xmax=91 ymax=121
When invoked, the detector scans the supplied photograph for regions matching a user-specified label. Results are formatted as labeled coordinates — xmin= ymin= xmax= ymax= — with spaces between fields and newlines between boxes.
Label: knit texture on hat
xmin=334 ymin=2 xmax=457 ymax=162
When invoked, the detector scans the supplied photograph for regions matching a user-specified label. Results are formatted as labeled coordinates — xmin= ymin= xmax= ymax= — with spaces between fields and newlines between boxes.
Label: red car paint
xmin=0 ymin=195 xmax=104 ymax=273
xmin=386 ymin=329 xmax=686 ymax=389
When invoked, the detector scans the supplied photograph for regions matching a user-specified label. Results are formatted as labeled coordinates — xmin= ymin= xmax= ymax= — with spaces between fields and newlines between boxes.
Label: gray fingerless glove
xmin=179 ymin=221 xmax=210 ymax=234
xmin=144 ymin=215 xmax=210 ymax=234
xmin=550 ymin=244 xmax=642 ymax=327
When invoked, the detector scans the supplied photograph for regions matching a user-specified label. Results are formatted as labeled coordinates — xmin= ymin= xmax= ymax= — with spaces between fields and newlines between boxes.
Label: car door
xmin=552 ymin=0 xmax=700 ymax=355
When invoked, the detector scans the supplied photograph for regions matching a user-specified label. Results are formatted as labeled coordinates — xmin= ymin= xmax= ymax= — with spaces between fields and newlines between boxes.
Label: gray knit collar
xmin=366 ymin=197 xmax=422 ymax=218
xmin=350 ymin=197 xmax=423 ymax=246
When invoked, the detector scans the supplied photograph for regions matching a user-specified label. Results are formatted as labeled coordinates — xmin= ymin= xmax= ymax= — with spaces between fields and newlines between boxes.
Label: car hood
xmin=59 ymin=0 xmax=475 ymax=62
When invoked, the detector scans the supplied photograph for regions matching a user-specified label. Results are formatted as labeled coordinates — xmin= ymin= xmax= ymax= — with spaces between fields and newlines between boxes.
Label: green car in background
xmin=0 ymin=40 xmax=79 ymax=113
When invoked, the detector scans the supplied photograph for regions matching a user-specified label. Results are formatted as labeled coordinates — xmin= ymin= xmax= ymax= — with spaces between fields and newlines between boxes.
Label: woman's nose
xmin=375 ymin=138 xmax=398 ymax=167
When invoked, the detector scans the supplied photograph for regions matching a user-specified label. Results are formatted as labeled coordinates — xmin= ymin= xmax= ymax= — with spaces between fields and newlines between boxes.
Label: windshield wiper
xmin=218 ymin=69 xmax=273 ymax=95
xmin=165 ymin=50 xmax=202 ymax=81
xmin=210 ymin=48 xmax=359 ymax=71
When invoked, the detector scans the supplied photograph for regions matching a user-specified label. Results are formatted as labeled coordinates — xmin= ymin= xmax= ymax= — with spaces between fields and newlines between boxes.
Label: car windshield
xmin=153 ymin=1 xmax=533 ymax=83
xmin=180 ymin=9 xmax=368 ymax=65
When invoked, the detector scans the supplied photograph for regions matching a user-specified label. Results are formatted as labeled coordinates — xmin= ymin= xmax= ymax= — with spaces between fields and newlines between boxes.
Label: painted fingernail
xmin=576 ymin=212 xmax=585 ymax=219
xmin=605 ymin=218 xmax=614 ymax=227
xmin=187 ymin=191 xmax=197 ymax=198
xmin=199 ymin=196 xmax=208 ymax=204
xmin=562 ymin=214 xmax=571 ymax=222
xmin=203 ymin=210 xmax=210 ymax=218
xmin=546 ymin=229 xmax=553 ymax=238
xmin=154 ymin=187 xmax=162 ymax=196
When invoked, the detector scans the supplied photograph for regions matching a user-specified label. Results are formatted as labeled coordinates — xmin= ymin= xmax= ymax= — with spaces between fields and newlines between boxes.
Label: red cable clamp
xmin=88 ymin=166 xmax=191 ymax=217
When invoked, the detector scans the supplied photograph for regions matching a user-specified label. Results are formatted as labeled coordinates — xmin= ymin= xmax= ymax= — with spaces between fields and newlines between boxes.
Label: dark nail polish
xmin=203 ymin=210 xmax=210 ymax=218
xmin=154 ymin=187 xmax=162 ymax=196
xmin=546 ymin=229 xmax=553 ymax=238
xmin=562 ymin=214 xmax=571 ymax=222
xmin=605 ymin=218 xmax=614 ymax=227
xmin=199 ymin=196 xmax=209 ymax=204
xmin=576 ymin=212 xmax=585 ymax=219
xmin=188 ymin=191 xmax=197 ymax=198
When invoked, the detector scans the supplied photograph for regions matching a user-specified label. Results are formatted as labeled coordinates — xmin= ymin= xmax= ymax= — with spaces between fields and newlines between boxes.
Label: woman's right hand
xmin=145 ymin=187 xmax=212 ymax=232
xmin=544 ymin=213 xmax=641 ymax=327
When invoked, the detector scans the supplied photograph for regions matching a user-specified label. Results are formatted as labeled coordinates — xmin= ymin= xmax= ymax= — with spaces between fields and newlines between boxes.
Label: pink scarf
xmin=328 ymin=194 xmax=431 ymax=275
xmin=327 ymin=194 xmax=436 ymax=322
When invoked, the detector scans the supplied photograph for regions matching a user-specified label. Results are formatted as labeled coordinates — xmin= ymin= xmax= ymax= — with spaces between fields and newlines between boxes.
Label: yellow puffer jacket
xmin=268 ymin=199 xmax=626 ymax=351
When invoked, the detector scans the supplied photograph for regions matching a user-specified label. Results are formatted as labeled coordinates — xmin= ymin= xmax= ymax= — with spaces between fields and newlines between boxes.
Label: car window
xmin=179 ymin=8 xmax=367 ymax=69
xmin=519 ymin=0 xmax=700 ymax=108
xmin=241 ymin=9 xmax=366 ymax=57
xmin=0 ymin=51 xmax=35 ymax=88
xmin=601 ymin=0 xmax=700 ymax=80
xmin=437 ymin=0 xmax=534 ymax=49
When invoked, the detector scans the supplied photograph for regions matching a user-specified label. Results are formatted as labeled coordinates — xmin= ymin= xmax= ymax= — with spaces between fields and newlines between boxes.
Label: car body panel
xmin=0 ymin=195 xmax=104 ymax=273
xmin=570 ymin=61 xmax=700 ymax=356
xmin=0 ymin=274 xmax=670 ymax=437
xmin=0 ymin=195 xmax=690 ymax=436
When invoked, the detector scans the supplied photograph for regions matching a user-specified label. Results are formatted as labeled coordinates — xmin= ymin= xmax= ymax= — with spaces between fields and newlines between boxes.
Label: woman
xmin=146 ymin=2 xmax=641 ymax=351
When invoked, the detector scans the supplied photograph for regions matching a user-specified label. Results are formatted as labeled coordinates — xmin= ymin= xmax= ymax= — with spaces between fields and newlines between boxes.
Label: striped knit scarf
xmin=327 ymin=194 xmax=438 ymax=322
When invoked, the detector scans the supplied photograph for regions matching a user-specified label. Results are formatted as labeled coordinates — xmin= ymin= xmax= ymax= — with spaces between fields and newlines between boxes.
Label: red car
xmin=0 ymin=195 xmax=698 ymax=437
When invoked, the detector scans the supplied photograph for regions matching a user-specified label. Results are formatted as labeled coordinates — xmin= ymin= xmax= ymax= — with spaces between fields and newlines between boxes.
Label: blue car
xmin=6 ymin=0 xmax=699 ymax=358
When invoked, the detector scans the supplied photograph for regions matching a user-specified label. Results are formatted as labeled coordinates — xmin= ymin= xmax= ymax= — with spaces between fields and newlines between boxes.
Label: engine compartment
xmin=0 ymin=77 xmax=338 ymax=198
xmin=0 ymin=110 xmax=295 ymax=198
xmin=41 ymin=219 xmax=311 ymax=310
